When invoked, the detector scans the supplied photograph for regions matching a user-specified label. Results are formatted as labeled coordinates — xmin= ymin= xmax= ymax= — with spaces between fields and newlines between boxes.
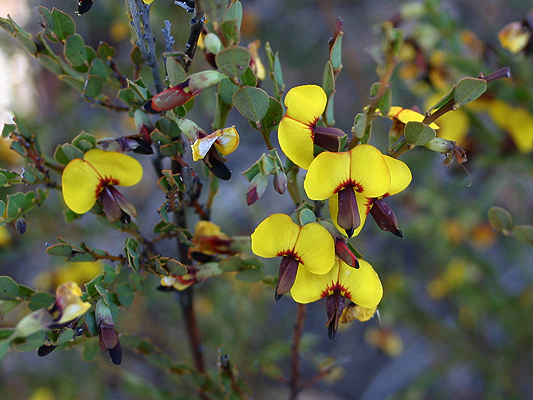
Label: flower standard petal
xmin=278 ymin=85 xmax=328 ymax=169
xmin=293 ymin=223 xmax=335 ymax=275
xmin=251 ymin=214 xmax=301 ymax=258
xmin=278 ymin=117 xmax=315 ymax=169
xmin=348 ymin=145 xmax=390 ymax=198
xmin=62 ymin=158 xmax=102 ymax=214
xmin=284 ymin=85 xmax=327 ymax=126
xmin=83 ymin=149 xmax=143 ymax=187
xmin=383 ymin=156 xmax=412 ymax=196
xmin=304 ymin=151 xmax=351 ymax=200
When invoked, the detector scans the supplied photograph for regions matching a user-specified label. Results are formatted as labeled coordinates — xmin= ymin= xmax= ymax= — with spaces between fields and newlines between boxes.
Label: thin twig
xmin=289 ymin=303 xmax=306 ymax=400
xmin=126 ymin=0 xmax=163 ymax=92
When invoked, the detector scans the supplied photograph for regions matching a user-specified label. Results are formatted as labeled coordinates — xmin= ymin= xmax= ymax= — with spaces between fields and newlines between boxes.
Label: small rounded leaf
xmin=488 ymin=206 xmax=513 ymax=233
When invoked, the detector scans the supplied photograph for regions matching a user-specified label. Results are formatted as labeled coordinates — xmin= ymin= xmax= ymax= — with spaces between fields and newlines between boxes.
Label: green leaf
xmin=216 ymin=46 xmax=251 ymax=78
xmin=203 ymin=0 xmax=229 ymax=25
xmin=219 ymin=256 xmax=243 ymax=272
xmin=513 ymin=225 xmax=533 ymax=246
xmin=0 ymin=300 xmax=19 ymax=318
xmin=64 ymin=33 xmax=88 ymax=66
xmin=89 ymin=58 xmax=109 ymax=80
xmin=166 ymin=58 xmax=187 ymax=86
xmin=322 ymin=61 xmax=335 ymax=98
xmin=116 ymin=283 xmax=135 ymax=308
xmin=330 ymin=32 xmax=343 ymax=70
xmin=13 ymin=116 xmax=33 ymax=140
xmin=59 ymin=75 xmax=85 ymax=92
xmin=2 ymin=123 xmax=16 ymax=138
xmin=404 ymin=121 xmax=436 ymax=146
xmin=0 ymin=276 xmax=20 ymax=301
xmin=69 ymin=252 xmax=95 ymax=262
xmin=28 ymin=292 xmax=55 ymax=311
xmin=233 ymin=86 xmax=269 ymax=124
xmin=240 ymin=66 xmax=257 ymax=87
xmin=46 ymin=243 xmax=74 ymax=257
xmin=488 ymin=206 xmax=513 ymax=233
xmin=6 ymin=192 xmax=25 ymax=219
xmin=102 ymin=265 xmax=117 ymax=284
xmin=260 ymin=97 xmax=283 ymax=132
xmin=97 ymin=42 xmax=116 ymax=59
xmin=51 ymin=8 xmax=75 ymax=41
xmin=298 ymin=209 xmax=317 ymax=226
xmin=72 ymin=131 xmax=96 ymax=147
xmin=0 ymin=201 xmax=4 ymax=218
xmin=81 ymin=340 xmax=99 ymax=361
xmin=454 ymin=77 xmax=487 ymax=107
xmin=218 ymin=78 xmax=239 ymax=105
xmin=85 ymin=275 xmax=105 ymax=298
xmin=54 ymin=145 xmax=70 ymax=165
xmin=38 ymin=55 xmax=64 ymax=75
xmin=61 ymin=143 xmax=85 ymax=160
xmin=83 ymin=75 xmax=103 ymax=99
xmin=236 ymin=268 xmax=264 ymax=283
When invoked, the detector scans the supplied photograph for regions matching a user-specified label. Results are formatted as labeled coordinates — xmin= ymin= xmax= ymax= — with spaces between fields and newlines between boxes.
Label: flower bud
xmin=188 ymin=70 xmax=226 ymax=92
xmin=273 ymin=170 xmax=287 ymax=195
xmin=204 ymin=33 xmax=222 ymax=55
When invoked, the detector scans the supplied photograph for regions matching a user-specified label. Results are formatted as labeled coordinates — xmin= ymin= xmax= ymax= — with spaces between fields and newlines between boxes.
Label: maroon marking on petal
xmin=320 ymin=282 xmax=352 ymax=300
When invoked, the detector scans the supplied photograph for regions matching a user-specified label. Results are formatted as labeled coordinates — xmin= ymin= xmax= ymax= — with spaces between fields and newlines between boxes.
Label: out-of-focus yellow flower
xmin=427 ymin=258 xmax=481 ymax=300
xmin=28 ymin=387 xmax=55 ymax=400
xmin=499 ymin=21 xmax=531 ymax=54
xmin=248 ymin=40 xmax=266 ymax=81
xmin=33 ymin=262 xmax=103 ymax=291
xmin=143 ymin=0 xmax=155 ymax=4
xmin=488 ymin=100 xmax=533 ymax=153
xmin=365 ymin=326 xmax=404 ymax=358
xmin=188 ymin=220 xmax=236 ymax=259
xmin=426 ymin=93 xmax=469 ymax=144
xmin=0 ymin=225 xmax=12 ymax=247
xmin=52 ymin=282 xmax=92 ymax=325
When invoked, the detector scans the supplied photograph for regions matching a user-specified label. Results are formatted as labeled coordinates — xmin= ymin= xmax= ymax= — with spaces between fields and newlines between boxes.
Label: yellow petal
xmin=62 ymin=158 xmax=102 ymax=214
xmin=339 ymin=259 xmax=382 ymax=308
xmin=251 ymin=214 xmax=301 ymax=258
xmin=293 ymin=223 xmax=335 ymax=275
xmin=284 ymin=85 xmax=327 ymax=126
xmin=383 ymin=156 xmax=412 ymax=196
xmin=388 ymin=106 xmax=439 ymax=129
xmin=347 ymin=145 xmax=391 ymax=198
xmin=506 ymin=107 xmax=533 ymax=153
xmin=498 ymin=22 xmax=531 ymax=54
xmin=304 ymin=151 xmax=351 ymax=200
xmin=84 ymin=149 xmax=143 ymax=187
xmin=290 ymin=262 xmax=334 ymax=304
xmin=291 ymin=258 xmax=382 ymax=307
xmin=278 ymin=117 xmax=316 ymax=169
xmin=426 ymin=94 xmax=469 ymax=144
xmin=192 ymin=136 xmax=218 ymax=161
xmin=329 ymin=192 xmax=372 ymax=237
xmin=213 ymin=126 xmax=240 ymax=155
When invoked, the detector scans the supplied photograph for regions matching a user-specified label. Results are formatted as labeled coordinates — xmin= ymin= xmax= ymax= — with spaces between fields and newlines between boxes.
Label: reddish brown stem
xmin=289 ymin=303 xmax=306 ymax=400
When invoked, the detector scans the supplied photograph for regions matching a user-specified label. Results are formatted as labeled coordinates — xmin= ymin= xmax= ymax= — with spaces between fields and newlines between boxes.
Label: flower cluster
xmin=251 ymin=85 xmax=415 ymax=338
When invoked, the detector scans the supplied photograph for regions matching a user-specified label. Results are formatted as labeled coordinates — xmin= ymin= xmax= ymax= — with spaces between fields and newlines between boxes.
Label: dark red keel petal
xmin=275 ymin=255 xmax=300 ymax=300
xmin=337 ymin=187 xmax=360 ymax=237
xmin=370 ymin=198 xmax=403 ymax=238
xmin=313 ymin=125 xmax=347 ymax=152
xmin=326 ymin=294 xmax=346 ymax=340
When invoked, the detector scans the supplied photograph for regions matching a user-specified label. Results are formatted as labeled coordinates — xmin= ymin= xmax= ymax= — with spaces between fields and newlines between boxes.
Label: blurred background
xmin=1 ymin=0 xmax=533 ymax=399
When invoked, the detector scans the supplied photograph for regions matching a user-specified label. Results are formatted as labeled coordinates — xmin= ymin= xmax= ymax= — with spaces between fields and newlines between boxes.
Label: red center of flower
xmin=277 ymin=250 xmax=302 ymax=264
xmin=321 ymin=282 xmax=351 ymax=300
xmin=334 ymin=181 xmax=363 ymax=194
xmin=96 ymin=177 xmax=120 ymax=196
